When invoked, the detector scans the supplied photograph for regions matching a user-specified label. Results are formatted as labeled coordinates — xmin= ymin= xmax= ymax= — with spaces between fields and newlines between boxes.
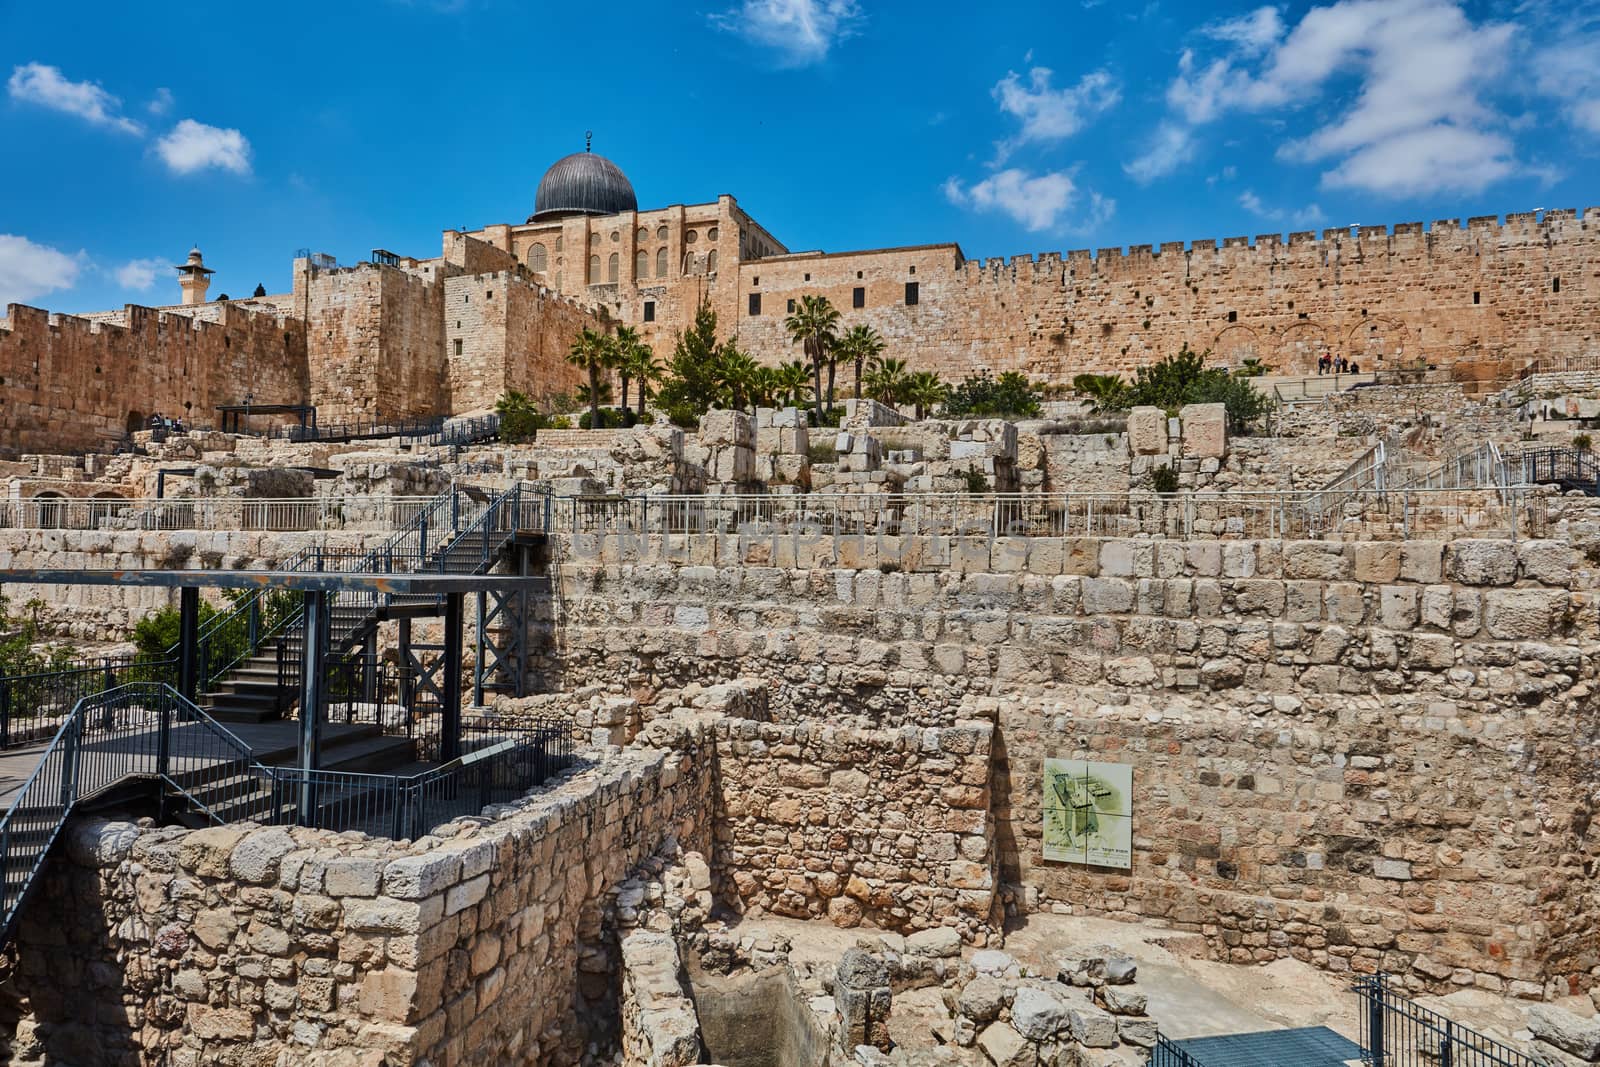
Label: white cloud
xmin=1203 ymin=6 xmax=1285 ymax=55
xmin=944 ymin=169 xmax=1110 ymax=233
xmin=710 ymin=0 xmax=862 ymax=67
xmin=1533 ymin=32 xmax=1600 ymax=135
xmin=147 ymin=87 xmax=174 ymax=116
xmin=992 ymin=67 xmax=1119 ymax=149
xmin=6 ymin=62 xmax=143 ymax=135
xmin=114 ymin=257 xmax=167 ymax=291
xmin=155 ymin=119 xmax=251 ymax=175
xmin=1123 ymin=121 xmax=1196 ymax=184
xmin=1238 ymin=189 xmax=1327 ymax=227
xmin=1133 ymin=0 xmax=1526 ymax=196
xmin=0 ymin=234 xmax=82 ymax=309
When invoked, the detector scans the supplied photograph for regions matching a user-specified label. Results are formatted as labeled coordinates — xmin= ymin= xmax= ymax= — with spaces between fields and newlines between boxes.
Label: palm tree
xmin=784 ymin=294 xmax=840 ymax=422
xmin=865 ymin=356 xmax=910 ymax=408
xmin=1071 ymin=372 xmax=1129 ymax=414
xmin=575 ymin=380 xmax=614 ymax=409
xmin=612 ymin=326 xmax=645 ymax=414
xmin=566 ymin=327 xmax=611 ymax=430
xmin=717 ymin=346 xmax=760 ymax=412
xmin=627 ymin=346 xmax=663 ymax=419
xmin=776 ymin=360 xmax=812 ymax=409
xmin=835 ymin=325 xmax=887 ymax=402
xmin=493 ymin=389 xmax=539 ymax=443
xmin=903 ymin=371 xmax=947 ymax=419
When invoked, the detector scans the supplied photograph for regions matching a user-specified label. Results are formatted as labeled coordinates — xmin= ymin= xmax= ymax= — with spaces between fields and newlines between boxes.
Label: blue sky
xmin=1 ymin=0 xmax=1596 ymax=312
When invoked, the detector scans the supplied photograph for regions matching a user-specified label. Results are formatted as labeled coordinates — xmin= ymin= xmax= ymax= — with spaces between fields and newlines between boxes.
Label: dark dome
xmin=529 ymin=151 xmax=637 ymax=222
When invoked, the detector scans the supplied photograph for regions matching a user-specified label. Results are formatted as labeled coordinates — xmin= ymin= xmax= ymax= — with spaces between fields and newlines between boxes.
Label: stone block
xmin=1484 ymin=589 xmax=1567 ymax=640
xmin=1399 ymin=541 xmax=1445 ymax=583
xmin=1011 ymin=985 xmax=1071 ymax=1041
xmin=1447 ymin=539 xmax=1518 ymax=585
xmin=1128 ymin=407 xmax=1168 ymax=456
xmin=1068 ymin=1004 xmax=1119 ymax=1047
xmin=1528 ymin=1004 xmax=1600 ymax=1060
xmin=1179 ymin=402 xmax=1227 ymax=458
xmin=1378 ymin=585 xmax=1418 ymax=629
xmin=1284 ymin=541 xmax=1351 ymax=580
xmin=1353 ymin=543 xmax=1401 ymax=583
xmin=1518 ymin=540 xmax=1575 ymax=586
xmin=905 ymin=927 xmax=962 ymax=958
xmin=977 ymin=1022 xmax=1032 ymax=1067
xmin=1081 ymin=577 xmax=1135 ymax=614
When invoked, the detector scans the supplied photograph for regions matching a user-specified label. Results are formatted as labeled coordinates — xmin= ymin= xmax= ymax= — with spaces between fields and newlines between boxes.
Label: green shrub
xmin=960 ymin=469 xmax=990 ymax=493
xmin=1575 ymin=433 xmax=1593 ymax=452
xmin=1125 ymin=345 xmax=1269 ymax=431
xmin=577 ymin=408 xmax=637 ymax=430
xmin=1150 ymin=465 xmax=1180 ymax=494
xmin=807 ymin=441 xmax=839 ymax=464
xmin=943 ymin=371 xmax=1043 ymax=419
xmin=665 ymin=402 xmax=700 ymax=430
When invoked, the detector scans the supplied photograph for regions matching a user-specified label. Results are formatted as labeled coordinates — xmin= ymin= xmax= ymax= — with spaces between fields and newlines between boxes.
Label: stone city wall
xmin=545 ymin=532 xmax=1599 ymax=995
xmin=625 ymin=209 xmax=1600 ymax=385
xmin=0 ymin=302 xmax=309 ymax=456
xmin=3 ymin=737 xmax=715 ymax=1067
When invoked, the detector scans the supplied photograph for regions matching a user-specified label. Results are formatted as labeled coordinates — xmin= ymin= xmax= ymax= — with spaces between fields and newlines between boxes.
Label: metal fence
xmin=545 ymin=487 xmax=1543 ymax=543
xmin=0 ymin=495 xmax=437 ymax=532
xmin=1355 ymin=974 xmax=1541 ymax=1067
xmin=1151 ymin=1034 xmax=1210 ymax=1066
xmin=0 ymin=656 xmax=175 ymax=748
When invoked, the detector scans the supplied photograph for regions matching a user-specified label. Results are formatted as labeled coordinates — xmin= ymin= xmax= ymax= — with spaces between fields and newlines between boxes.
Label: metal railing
xmin=0 ymin=683 xmax=257 ymax=943
xmin=1401 ymin=441 xmax=1512 ymax=497
xmin=0 ymin=680 xmax=577 ymax=947
xmin=1151 ymin=1034 xmax=1212 ymax=1066
xmin=544 ymin=487 xmax=1541 ymax=543
xmin=258 ymin=719 xmax=573 ymax=837
xmin=269 ymin=416 xmax=446 ymax=444
xmin=0 ymin=656 xmax=175 ymax=748
xmin=1356 ymin=974 xmax=1540 ymax=1067
xmin=0 ymin=495 xmax=437 ymax=532
xmin=1522 ymin=447 xmax=1600 ymax=494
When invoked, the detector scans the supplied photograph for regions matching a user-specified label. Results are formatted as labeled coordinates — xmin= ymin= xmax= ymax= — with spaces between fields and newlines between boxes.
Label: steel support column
xmin=442 ymin=592 xmax=463 ymax=762
xmin=473 ymin=591 xmax=486 ymax=708
xmin=177 ymin=586 xmax=200 ymax=706
xmin=296 ymin=589 xmax=330 ymax=824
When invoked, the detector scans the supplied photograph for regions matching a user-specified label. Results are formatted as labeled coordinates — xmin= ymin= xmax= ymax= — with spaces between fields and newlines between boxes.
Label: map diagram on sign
xmin=1042 ymin=759 xmax=1132 ymax=869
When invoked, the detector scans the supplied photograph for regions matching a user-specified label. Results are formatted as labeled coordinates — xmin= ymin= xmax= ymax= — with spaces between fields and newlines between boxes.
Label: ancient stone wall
xmin=621 ymin=209 xmax=1600 ymax=386
xmin=301 ymin=262 xmax=447 ymax=422
xmin=0 ymin=302 xmax=308 ymax=456
xmin=712 ymin=715 xmax=998 ymax=940
xmin=440 ymin=272 xmax=591 ymax=413
xmin=4 ymin=739 xmax=714 ymax=1066
xmin=544 ymin=532 xmax=1599 ymax=995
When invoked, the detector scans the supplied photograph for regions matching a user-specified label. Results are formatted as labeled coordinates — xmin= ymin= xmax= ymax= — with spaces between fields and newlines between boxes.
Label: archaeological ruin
xmin=0 ymin=149 xmax=1596 ymax=1067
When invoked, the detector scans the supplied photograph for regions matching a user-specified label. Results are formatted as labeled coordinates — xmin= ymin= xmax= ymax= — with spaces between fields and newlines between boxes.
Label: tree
xmin=575 ymin=380 xmax=614 ymax=409
xmin=835 ymin=325 xmax=887 ymax=402
xmin=494 ymin=390 xmax=539 ymax=443
xmin=656 ymin=299 xmax=725 ymax=415
xmin=625 ymin=345 xmax=663 ymax=419
xmin=612 ymin=326 xmax=645 ymax=415
xmin=1123 ymin=344 xmax=1270 ymax=429
xmin=903 ymin=371 xmax=947 ymax=419
xmin=942 ymin=371 xmax=1043 ymax=419
xmin=1071 ymin=373 xmax=1129 ymax=413
xmin=776 ymin=361 xmax=812 ymax=409
xmin=784 ymin=294 xmax=840 ymax=422
xmin=715 ymin=345 xmax=760 ymax=412
xmin=1233 ymin=357 xmax=1269 ymax=378
xmin=864 ymin=356 xmax=910 ymax=408
xmin=566 ymin=327 xmax=612 ymax=431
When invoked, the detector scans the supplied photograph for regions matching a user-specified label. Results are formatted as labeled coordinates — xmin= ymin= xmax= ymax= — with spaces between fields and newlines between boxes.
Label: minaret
xmin=175 ymin=246 xmax=214 ymax=305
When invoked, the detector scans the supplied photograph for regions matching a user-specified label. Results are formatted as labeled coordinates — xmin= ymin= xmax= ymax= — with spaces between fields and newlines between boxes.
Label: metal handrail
xmin=1355 ymin=973 xmax=1540 ymax=1067
xmin=0 ymin=495 xmax=439 ymax=532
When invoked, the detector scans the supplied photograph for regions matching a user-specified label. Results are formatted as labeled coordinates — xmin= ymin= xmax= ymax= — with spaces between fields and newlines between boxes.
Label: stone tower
xmin=175 ymin=246 xmax=214 ymax=305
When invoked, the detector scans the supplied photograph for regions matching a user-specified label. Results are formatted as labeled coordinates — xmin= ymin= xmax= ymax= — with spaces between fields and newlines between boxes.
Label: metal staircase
xmin=192 ymin=483 xmax=534 ymax=727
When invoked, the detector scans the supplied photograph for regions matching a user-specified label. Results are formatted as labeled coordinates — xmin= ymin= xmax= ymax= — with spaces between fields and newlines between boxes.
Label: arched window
xmin=685 ymin=229 xmax=698 ymax=244
xmin=708 ymin=226 xmax=719 ymax=241
xmin=529 ymin=243 xmax=548 ymax=272
xmin=589 ymin=255 xmax=601 ymax=284
xmin=607 ymin=253 xmax=619 ymax=283
xmin=656 ymin=247 xmax=668 ymax=277
xmin=657 ymin=225 xmax=669 ymax=241
xmin=591 ymin=233 xmax=600 ymax=247
xmin=555 ymin=236 xmax=563 ymax=252
xmin=636 ymin=227 xmax=648 ymax=242
xmin=555 ymin=271 xmax=562 ymax=289
xmin=635 ymin=250 xmax=648 ymax=278
xmin=706 ymin=250 xmax=717 ymax=273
